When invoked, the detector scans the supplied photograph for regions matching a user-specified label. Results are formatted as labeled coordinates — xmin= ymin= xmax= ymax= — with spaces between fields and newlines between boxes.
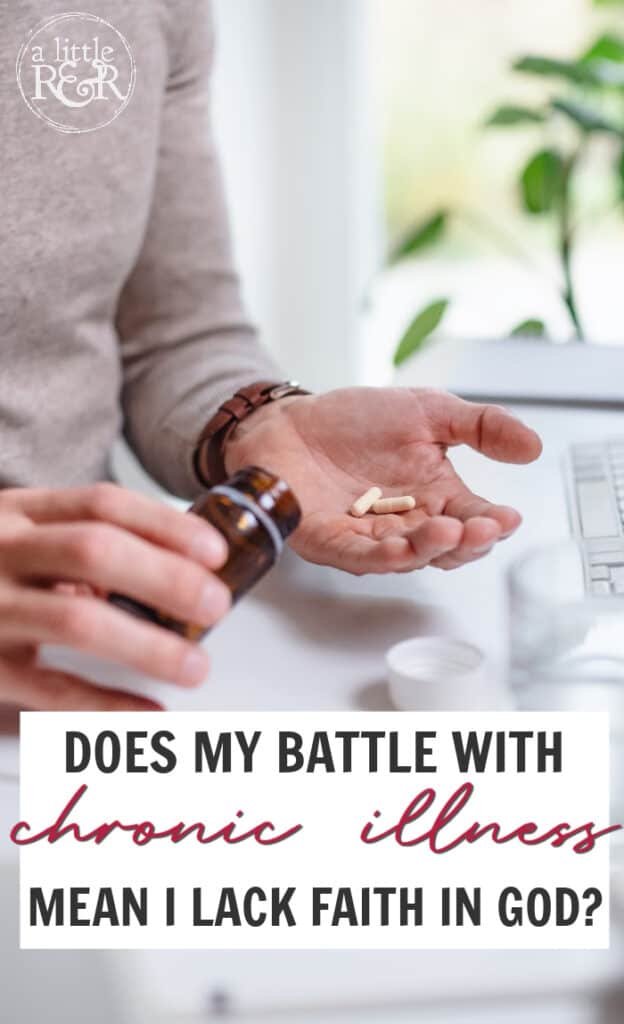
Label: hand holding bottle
xmin=0 ymin=484 xmax=230 ymax=710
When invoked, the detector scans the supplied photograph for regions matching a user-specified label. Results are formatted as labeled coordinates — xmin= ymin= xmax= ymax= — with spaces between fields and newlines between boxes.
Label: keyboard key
xmin=589 ymin=552 xmax=624 ymax=566
xmin=577 ymin=481 xmax=620 ymax=538
xmin=585 ymin=538 xmax=624 ymax=553
xmin=591 ymin=580 xmax=611 ymax=595
xmin=611 ymin=566 xmax=624 ymax=591
xmin=590 ymin=565 xmax=610 ymax=580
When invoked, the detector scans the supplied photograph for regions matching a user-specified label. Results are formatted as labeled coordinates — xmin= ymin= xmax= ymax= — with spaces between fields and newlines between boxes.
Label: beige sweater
xmin=1 ymin=1 xmax=278 ymax=497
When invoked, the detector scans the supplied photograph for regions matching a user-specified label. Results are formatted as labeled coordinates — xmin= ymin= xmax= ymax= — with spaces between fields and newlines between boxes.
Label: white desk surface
xmin=1 ymin=403 xmax=623 ymax=1022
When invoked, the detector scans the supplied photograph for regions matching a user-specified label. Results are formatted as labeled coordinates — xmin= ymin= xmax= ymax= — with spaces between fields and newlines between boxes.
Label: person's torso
xmin=1 ymin=1 xmax=172 ymax=486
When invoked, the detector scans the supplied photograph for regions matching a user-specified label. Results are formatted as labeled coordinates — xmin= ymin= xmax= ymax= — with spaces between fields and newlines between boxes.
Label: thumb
xmin=427 ymin=393 xmax=543 ymax=464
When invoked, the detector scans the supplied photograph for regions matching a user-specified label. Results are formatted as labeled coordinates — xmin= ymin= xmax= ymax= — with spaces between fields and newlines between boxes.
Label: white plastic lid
xmin=385 ymin=635 xmax=502 ymax=711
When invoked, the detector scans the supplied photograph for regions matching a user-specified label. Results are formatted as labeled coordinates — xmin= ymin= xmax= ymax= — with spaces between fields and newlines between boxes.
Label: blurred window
xmin=367 ymin=0 xmax=624 ymax=379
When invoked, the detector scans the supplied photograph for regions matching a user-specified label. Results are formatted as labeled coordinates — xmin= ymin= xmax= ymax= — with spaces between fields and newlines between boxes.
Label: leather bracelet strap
xmin=193 ymin=380 xmax=310 ymax=487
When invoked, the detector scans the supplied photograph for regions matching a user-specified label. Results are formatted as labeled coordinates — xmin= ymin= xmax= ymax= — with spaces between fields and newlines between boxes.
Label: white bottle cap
xmin=386 ymin=635 xmax=504 ymax=711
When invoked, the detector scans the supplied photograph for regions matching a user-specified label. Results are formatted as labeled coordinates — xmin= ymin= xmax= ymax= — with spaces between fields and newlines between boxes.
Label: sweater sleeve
xmin=116 ymin=0 xmax=280 ymax=499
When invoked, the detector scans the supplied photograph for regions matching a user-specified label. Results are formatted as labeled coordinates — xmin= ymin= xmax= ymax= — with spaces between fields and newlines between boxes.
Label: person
xmin=0 ymin=2 xmax=542 ymax=712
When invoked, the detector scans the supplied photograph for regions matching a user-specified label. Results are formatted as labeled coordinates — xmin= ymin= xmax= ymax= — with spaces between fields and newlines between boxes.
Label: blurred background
xmin=213 ymin=0 xmax=624 ymax=389
xmin=3 ymin=0 xmax=624 ymax=1020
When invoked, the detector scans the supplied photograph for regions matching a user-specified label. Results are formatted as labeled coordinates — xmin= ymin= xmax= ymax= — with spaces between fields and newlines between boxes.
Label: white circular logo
xmin=16 ymin=12 xmax=136 ymax=134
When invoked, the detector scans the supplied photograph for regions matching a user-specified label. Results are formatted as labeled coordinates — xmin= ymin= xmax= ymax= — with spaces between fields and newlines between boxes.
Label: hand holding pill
xmin=224 ymin=386 xmax=542 ymax=576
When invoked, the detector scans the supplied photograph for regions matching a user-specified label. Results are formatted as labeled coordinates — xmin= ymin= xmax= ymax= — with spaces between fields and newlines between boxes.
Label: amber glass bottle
xmin=111 ymin=467 xmax=301 ymax=641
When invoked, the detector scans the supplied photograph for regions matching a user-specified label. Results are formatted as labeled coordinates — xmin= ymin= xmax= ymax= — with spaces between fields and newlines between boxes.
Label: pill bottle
xmin=111 ymin=466 xmax=301 ymax=641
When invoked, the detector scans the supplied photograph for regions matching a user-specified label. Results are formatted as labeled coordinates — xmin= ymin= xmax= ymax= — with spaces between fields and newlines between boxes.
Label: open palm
xmin=226 ymin=387 xmax=542 ymax=575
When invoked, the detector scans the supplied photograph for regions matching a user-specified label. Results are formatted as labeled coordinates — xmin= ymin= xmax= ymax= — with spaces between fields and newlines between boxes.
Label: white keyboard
xmin=568 ymin=440 xmax=624 ymax=596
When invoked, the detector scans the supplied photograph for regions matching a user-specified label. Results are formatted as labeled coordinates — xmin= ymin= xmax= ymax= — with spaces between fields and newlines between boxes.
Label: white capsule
xmin=349 ymin=486 xmax=383 ymax=517
xmin=372 ymin=496 xmax=416 ymax=514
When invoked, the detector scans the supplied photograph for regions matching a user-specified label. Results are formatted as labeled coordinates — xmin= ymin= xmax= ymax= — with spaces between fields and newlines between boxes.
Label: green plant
xmin=390 ymin=0 xmax=624 ymax=367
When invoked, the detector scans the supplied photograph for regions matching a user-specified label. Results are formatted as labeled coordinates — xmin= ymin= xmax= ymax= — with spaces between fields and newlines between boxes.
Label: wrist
xmin=224 ymin=394 xmax=309 ymax=475
xmin=194 ymin=381 xmax=311 ymax=487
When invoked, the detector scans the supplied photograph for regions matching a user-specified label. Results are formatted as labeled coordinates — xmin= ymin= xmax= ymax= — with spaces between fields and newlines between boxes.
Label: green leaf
xmin=514 ymin=55 xmax=598 ymax=84
xmin=514 ymin=54 xmax=624 ymax=88
xmin=486 ymin=104 xmax=546 ymax=126
xmin=509 ymin=318 xmax=547 ymax=338
xmin=389 ymin=211 xmax=447 ymax=263
xmin=581 ymin=32 xmax=624 ymax=64
xmin=551 ymin=97 xmax=624 ymax=136
xmin=393 ymin=299 xmax=450 ymax=367
xmin=520 ymin=149 xmax=566 ymax=214
xmin=593 ymin=0 xmax=624 ymax=7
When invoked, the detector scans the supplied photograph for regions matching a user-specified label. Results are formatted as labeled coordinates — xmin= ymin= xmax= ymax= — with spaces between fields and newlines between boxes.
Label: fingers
xmin=389 ymin=516 xmax=466 ymax=572
xmin=397 ymin=515 xmax=502 ymax=572
xmin=3 ymin=522 xmax=231 ymax=629
xmin=0 ymin=589 xmax=212 ymax=686
xmin=321 ymin=516 xmax=464 ymax=575
xmin=301 ymin=513 xmax=506 ymax=575
xmin=443 ymin=490 xmax=522 ymax=538
xmin=3 ymin=483 xmax=228 ymax=569
xmin=423 ymin=392 xmax=542 ymax=465
xmin=428 ymin=516 xmax=501 ymax=570
xmin=0 ymin=657 xmax=164 ymax=712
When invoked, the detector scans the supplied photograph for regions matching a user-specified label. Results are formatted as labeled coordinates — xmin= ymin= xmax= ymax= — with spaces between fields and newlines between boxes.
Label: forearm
xmin=122 ymin=328 xmax=280 ymax=498
xmin=117 ymin=0 xmax=279 ymax=498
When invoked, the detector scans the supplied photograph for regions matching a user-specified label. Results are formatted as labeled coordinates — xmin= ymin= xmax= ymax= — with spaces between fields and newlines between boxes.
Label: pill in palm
xmin=371 ymin=496 xmax=416 ymax=514
xmin=349 ymin=486 xmax=383 ymax=517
